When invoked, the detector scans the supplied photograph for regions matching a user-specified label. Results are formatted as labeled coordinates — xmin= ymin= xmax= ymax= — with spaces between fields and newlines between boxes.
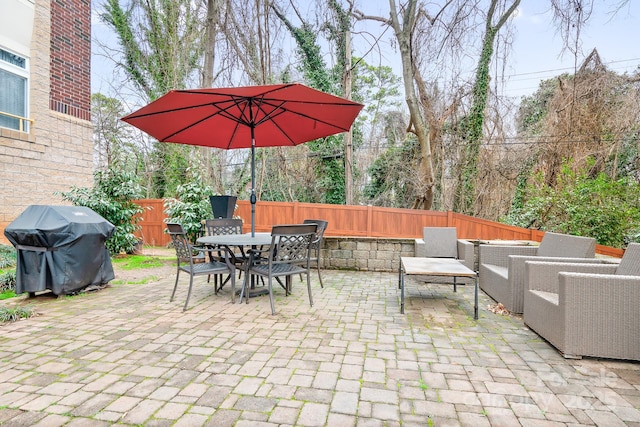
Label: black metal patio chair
xmin=240 ymin=223 xmax=317 ymax=315
xmin=302 ymin=219 xmax=328 ymax=287
xmin=167 ymin=223 xmax=236 ymax=311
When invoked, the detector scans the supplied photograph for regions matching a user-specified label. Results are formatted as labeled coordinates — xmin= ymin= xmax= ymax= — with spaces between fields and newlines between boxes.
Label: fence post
xmin=293 ymin=201 xmax=299 ymax=223
xmin=447 ymin=211 xmax=454 ymax=226
xmin=367 ymin=205 xmax=373 ymax=237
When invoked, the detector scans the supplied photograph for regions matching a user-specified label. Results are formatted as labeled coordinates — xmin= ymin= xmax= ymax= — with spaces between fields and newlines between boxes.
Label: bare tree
xmin=326 ymin=0 xmax=356 ymax=204
xmin=353 ymin=1 xmax=473 ymax=210
xmin=453 ymin=0 xmax=521 ymax=215
xmin=532 ymin=50 xmax=640 ymax=183
xmin=101 ymin=0 xmax=207 ymax=197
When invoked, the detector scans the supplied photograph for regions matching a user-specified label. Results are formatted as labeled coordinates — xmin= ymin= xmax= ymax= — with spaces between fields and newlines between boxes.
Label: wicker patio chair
xmin=414 ymin=227 xmax=474 ymax=284
xmin=523 ymin=243 xmax=640 ymax=360
xmin=479 ymin=232 xmax=596 ymax=313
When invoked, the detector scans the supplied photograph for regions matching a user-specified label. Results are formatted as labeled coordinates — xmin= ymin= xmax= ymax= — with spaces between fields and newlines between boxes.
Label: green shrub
xmin=0 ymin=244 xmax=16 ymax=269
xmin=0 ymin=244 xmax=17 ymax=295
xmin=0 ymin=305 xmax=35 ymax=322
xmin=57 ymin=167 xmax=144 ymax=254
xmin=0 ymin=270 xmax=16 ymax=293
xmin=506 ymin=161 xmax=640 ymax=248
xmin=164 ymin=170 xmax=214 ymax=243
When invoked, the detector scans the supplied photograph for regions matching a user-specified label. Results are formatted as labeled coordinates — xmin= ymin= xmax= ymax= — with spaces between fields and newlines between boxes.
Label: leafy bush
xmin=58 ymin=167 xmax=145 ymax=254
xmin=0 ymin=270 xmax=16 ymax=293
xmin=0 ymin=244 xmax=17 ymax=295
xmin=0 ymin=305 xmax=35 ymax=322
xmin=0 ymin=244 xmax=16 ymax=269
xmin=506 ymin=161 xmax=640 ymax=248
xmin=164 ymin=171 xmax=214 ymax=243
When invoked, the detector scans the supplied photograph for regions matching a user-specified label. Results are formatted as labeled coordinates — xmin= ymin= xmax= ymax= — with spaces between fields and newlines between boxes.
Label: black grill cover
xmin=4 ymin=205 xmax=116 ymax=295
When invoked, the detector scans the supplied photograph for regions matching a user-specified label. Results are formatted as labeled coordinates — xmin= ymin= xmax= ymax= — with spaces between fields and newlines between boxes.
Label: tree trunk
xmin=455 ymin=0 xmax=520 ymax=215
xmin=389 ymin=0 xmax=434 ymax=210
xmin=344 ymin=27 xmax=354 ymax=205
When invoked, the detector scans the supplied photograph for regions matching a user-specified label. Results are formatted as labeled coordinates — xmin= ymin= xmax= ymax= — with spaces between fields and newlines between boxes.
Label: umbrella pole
xmin=250 ymin=126 xmax=256 ymax=237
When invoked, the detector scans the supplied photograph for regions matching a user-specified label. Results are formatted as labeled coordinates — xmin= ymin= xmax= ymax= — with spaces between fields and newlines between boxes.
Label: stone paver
xmin=0 ymin=268 xmax=639 ymax=426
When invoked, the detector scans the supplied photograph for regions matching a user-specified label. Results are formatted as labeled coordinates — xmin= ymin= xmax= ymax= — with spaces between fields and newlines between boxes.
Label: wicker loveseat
xmin=523 ymin=243 xmax=640 ymax=361
xmin=479 ymin=232 xmax=596 ymax=313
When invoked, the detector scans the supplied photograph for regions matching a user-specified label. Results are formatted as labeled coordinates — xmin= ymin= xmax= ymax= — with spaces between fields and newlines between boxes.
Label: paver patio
xmin=0 ymin=267 xmax=639 ymax=426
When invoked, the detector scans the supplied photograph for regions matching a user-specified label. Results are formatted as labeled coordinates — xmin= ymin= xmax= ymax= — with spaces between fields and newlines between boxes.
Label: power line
xmin=507 ymin=57 xmax=640 ymax=79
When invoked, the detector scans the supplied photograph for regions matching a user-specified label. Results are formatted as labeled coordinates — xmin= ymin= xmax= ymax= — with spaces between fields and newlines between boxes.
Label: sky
xmin=504 ymin=1 xmax=640 ymax=98
xmin=91 ymin=1 xmax=640 ymax=102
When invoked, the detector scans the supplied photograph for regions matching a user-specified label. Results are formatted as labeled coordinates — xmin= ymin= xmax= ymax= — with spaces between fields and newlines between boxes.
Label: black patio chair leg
xmin=170 ymin=269 xmax=180 ymax=302
xmin=285 ymin=276 xmax=291 ymax=295
xmin=230 ymin=272 xmax=236 ymax=304
xmin=306 ymin=272 xmax=314 ymax=307
xmin=275 ymin=277 xmax=289 ymax=295
xmin=268 ymin=277 xmax=276 ymax=315
xmin=183 ymin=276 xmax=194 ymax=311
xmin=316 ymin=263 xmax=324 ymax=288
xmin=218 ymin=274 xmax=232 ymax=292
xmin=239 ymin=271 xmax=250 ymax=304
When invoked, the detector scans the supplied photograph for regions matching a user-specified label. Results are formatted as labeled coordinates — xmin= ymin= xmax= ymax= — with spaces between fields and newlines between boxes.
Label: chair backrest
xmin=303 ymin=219 xmax=328 ymax=250
xmin=269 ymin=224 xmax=317 ymax=264
xmin=205 ymin=218 xmax=243 ymax=236
xmin=537 ymin=232 xmax=596 ymax=258
xmin=422 ymin=227 xmax=458 ymax=258
xmin=616 ymin=243 xmax=640 ymax=276
xmin=167 ymin=223 xmax=192 ymax=262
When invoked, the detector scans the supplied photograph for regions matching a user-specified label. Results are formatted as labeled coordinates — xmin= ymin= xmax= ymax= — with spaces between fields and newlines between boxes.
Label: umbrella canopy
xmin=122 ymin=83 xmax=364 ymax=235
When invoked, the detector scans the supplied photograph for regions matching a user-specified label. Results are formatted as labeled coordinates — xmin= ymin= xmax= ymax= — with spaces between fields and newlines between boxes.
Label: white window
xmin=0 ymin=48 xmax=29 ymax=132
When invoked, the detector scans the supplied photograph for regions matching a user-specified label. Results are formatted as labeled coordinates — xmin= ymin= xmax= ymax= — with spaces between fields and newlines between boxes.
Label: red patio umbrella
xmin=121 ymin=83 xmax=364 ymax=235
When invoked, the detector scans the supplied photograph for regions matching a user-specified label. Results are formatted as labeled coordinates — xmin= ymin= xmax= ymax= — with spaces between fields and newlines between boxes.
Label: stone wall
xmin=321 ymin=236 xmax=416 ymax=272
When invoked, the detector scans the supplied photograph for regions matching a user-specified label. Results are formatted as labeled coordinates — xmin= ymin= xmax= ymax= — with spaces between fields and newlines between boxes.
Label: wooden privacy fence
xmin=133 ymin=199 xmax=623 ymax=258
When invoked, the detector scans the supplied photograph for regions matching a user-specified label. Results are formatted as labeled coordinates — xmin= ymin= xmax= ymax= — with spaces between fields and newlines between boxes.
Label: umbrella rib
xmin=149 ymin=99 xmax=255 ymax=142
xmin=180 ymin=84 xmax=296 ymax=99
xmin=251 ymin=100 xmax=297 ymax=145
xmin=256 ymin=99 xmax=356 ymax=132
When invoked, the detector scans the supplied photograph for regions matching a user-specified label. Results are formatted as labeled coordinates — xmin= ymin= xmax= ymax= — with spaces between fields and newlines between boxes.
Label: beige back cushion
xmin=537 ymin=232 xmax=596 ymax=258
xmin=616 ymin=243 xmax=640 ymax=276
xmin=423 ymin=227 xmax=458 ymax=258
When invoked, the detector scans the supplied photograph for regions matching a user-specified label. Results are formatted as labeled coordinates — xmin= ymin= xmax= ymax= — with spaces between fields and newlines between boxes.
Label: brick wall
xmin=49 ymin=0 xmax=91 ymax=121
xmin=0 ymin=0 xmax=93 ymax=244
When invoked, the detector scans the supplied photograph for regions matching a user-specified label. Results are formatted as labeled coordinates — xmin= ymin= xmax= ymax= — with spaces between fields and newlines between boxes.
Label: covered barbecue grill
xmin=4 ymin=205 xmax=116 ymax=296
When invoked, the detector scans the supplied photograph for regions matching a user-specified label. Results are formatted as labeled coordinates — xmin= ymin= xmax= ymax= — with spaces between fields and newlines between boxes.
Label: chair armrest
xmin=457 ymin=239 xmax=475 ymax=271
xmin=479 ymin=244 xmax=538 ymax=269
xmin=247 ymin=247 xmax=271 ymax=257
xmin=560 ymin=272 xmax=640 ymax=301
xmin=193 ymin=244 xmax=232 ymax=254
xmin=512 ymin=255 xmax=612 ymax=296
xmin=246 ymin=247 xmax=272 ymax=266
xmin=559 ymin=272 xmax=640 ymax=359
xmin=194 ymin=244 xmax=235 ymax=263
xmin=525 ymin=261 xmax=619 ymax=293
